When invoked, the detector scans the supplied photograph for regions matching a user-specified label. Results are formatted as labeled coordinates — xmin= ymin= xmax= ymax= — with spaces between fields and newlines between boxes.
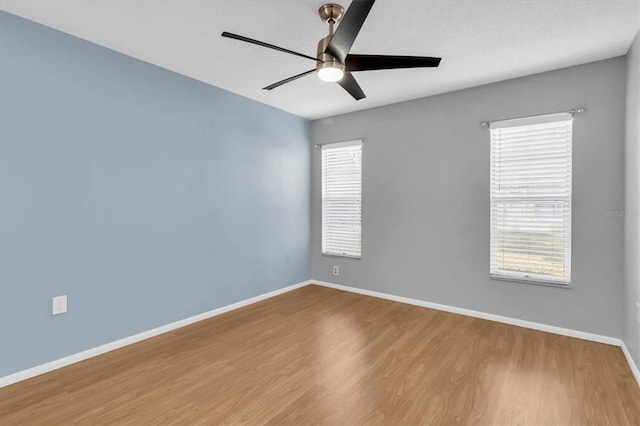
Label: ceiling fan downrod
xmin=319 ymin=3 xmax=344 ymax=34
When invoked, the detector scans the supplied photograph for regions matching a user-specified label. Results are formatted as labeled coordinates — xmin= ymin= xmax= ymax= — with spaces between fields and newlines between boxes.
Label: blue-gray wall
xmin=0 ymin=11 xmax=310 ymax=377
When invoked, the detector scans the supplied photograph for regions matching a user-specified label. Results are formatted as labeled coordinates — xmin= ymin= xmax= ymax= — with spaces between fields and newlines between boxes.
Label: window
xmin=490 ymin=113 xmax=572 ymax=286
xmin=322 ymin=140 xmax=362 ymax=258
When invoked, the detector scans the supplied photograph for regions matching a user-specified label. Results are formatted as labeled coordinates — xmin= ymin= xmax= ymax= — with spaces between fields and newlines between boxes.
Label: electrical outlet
xmin=333 ymin=266 xmax=339 ymax=276
xmin=52 ymin=295 xmax=67 ymax=315
xmin=636 ymin=301 xmax=640 ymax=324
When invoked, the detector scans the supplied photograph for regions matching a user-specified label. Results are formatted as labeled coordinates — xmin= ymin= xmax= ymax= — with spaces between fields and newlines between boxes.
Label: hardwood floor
xmin=1 ymin=284 xmax=638 ymax=425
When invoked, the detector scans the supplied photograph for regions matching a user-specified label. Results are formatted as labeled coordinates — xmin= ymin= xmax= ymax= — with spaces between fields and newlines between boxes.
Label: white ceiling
xmin=1 ymin=0 xmax=639 ymax=119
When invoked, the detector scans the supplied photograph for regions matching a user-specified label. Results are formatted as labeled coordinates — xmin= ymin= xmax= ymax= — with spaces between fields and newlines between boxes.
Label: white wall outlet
xmin=333 ymin=266 xmax=339 ymax=276
xmin=52 ymin=295 xmax=67 ymax=315
xmin=636 ymin=301 xmax=640 ymax=324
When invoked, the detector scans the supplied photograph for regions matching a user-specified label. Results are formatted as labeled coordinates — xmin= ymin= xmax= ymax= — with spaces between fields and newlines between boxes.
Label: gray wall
xmin=0 ymin=12 xmax=310 ymax=377
xmin=624 ymin=30 xmax=640 ymax=367
xmin=312 ymin=58 xmax=626 ymax=338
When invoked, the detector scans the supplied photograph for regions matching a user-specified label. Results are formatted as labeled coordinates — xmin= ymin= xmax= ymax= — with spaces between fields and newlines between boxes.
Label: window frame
xmin=489 ymin=113 xmax=573 ymax=287
xmin=321 ymin=140 xmax=363 ymax=259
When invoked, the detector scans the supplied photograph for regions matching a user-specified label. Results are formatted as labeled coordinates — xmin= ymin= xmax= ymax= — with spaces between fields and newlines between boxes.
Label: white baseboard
xmin=0 ymin=280 xmax=312 ymax=388
xmin=4 ymin=278 xmax=637 ymax=390
xmin=621 ymin=341 xmax=640 ymax=387
xmin=312 ymin=280 xmax=622 ymax=346
xmin=312 ymin=280 xmax=640 ymax=388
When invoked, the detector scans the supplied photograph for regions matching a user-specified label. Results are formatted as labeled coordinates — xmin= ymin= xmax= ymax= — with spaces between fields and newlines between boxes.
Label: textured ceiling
xmin=1 ymin=0 xmax=639 ymax=119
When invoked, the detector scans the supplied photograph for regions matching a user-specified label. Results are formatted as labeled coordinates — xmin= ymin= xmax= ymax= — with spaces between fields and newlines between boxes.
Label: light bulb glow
xmin=318 ymin=66 xmax=344 ymax=82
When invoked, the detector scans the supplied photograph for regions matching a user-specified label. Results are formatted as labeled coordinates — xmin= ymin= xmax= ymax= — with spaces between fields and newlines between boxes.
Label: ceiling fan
xmin=221 ymin=0 xmax=441 ymax=100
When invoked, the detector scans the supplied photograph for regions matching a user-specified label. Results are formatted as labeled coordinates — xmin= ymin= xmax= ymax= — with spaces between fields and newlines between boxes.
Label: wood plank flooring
xmin=1 ymin=285 xmax=638 ymax=425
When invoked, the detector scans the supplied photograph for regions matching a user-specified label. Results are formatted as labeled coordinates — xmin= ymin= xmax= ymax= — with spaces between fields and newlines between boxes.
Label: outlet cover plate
xmin=52 ymin=295 xmax=67 ymax=315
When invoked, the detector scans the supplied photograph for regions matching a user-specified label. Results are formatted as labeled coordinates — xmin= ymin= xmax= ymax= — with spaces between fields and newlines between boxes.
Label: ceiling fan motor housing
xmin=317 ymin=35 xmax=345 ymax=75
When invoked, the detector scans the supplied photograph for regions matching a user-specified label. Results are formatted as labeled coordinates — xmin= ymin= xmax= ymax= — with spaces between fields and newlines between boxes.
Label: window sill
xmin=490 ymin=274 xmax=571 ymax=289
xmin=322 ymin=252 xmax=361 ymax=260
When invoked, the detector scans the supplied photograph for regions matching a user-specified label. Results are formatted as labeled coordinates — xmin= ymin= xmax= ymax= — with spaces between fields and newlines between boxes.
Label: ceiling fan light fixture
xmin=317 ymin=55 xmax=345 ymax=82
xmin=318 ymin=66 xmax=344 ymax=82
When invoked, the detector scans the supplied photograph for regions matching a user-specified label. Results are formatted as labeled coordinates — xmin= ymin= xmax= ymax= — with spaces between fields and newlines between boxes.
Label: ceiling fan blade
xmin=222 ymin=32 xmax=321 ymax=63
xmin=325 ymin=0 xmax=375 ymax=63
xmin=338 ymin=72 xmax=366 ymax=100
xmin=263 ymin=69 xmax=316 ymax=90
xmin=346 ymin=54 xmax=441 ymax=71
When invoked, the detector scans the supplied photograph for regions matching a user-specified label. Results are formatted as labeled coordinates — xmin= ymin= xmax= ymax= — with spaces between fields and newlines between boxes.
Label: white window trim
xmin=321 ymin=140 xmax=362 ymax=259
xmin=489 ymin=113 xmax=572 ymax=287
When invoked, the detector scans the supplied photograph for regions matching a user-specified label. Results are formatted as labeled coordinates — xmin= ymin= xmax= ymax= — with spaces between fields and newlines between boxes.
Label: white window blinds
xmin=322 ymin=140 xmax=362 ymax=258
xmin=490 ymin=113 xmax=572 ymax=286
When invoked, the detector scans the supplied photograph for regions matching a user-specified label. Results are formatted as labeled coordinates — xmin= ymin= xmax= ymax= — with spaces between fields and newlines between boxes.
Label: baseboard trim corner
xmin=311 ymin=280 xmax=622 ymax=347
xmin=621 ymin=341 xmax=640 ymax=388
xmin=0 ymin=279 xmax=312 ymax=388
